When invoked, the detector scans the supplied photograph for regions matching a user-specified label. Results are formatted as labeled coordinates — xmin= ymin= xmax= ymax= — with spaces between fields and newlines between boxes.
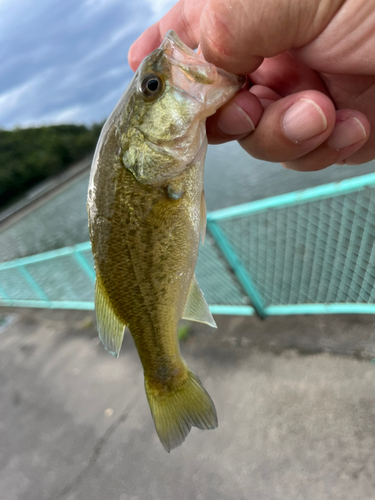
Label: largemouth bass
xmin=87 ymin=30 xmax=244 ymax=452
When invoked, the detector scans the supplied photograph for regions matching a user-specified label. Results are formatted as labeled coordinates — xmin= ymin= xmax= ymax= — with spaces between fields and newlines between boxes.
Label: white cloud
xmin=0 ymin=0 xmax=176 ymax=128
xmin=80 ymin=22 xmax=138 ymax=65
xmin=0 ymin=73 xmax=47 ymax=117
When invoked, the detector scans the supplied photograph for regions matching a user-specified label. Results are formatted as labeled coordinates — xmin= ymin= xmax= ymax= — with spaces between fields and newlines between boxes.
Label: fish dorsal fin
xmin=200 ymin=190 xmax=207 ymax=245
xmin=95 ymin=278 xmax=126 ymax=357
xmin=182 ymin=275 xmax=216 ymax=328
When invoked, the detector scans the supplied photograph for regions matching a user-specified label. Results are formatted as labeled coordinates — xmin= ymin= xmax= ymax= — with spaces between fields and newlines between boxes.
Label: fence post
xmin=207 ymin=220 xmax=267 ymax=318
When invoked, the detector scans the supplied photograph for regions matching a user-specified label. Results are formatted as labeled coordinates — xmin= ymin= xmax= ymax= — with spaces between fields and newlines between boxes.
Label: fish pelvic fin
xmin=145 ymin=370 xmax=218 ymax=452
xmin=182 ymin=274 xmax=217 ymax=328
xmin=95 ymin=277 xmax=126 ymax=357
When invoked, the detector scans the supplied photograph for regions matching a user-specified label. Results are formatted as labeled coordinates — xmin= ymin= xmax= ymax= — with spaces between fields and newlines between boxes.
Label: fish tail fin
xmin=145 ymin=370 xmax=218 ymax=452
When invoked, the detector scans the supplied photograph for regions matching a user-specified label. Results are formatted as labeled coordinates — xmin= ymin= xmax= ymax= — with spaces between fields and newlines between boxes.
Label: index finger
xmin=128 ymin=0 xmax=206 ymax=70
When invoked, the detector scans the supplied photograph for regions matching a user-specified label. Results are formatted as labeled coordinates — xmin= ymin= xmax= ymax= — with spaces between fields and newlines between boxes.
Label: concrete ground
xmin=1 ymin=308 xmax=375 ymax=500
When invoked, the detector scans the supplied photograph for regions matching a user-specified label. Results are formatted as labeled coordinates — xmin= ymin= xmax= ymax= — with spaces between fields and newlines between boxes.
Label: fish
xmin=87 ymin=30 xmax=244 ymax=452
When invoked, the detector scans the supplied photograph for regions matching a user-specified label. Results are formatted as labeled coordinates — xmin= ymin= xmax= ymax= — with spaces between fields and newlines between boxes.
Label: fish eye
xmin=141 ymin=74 xmax=164 ymax=99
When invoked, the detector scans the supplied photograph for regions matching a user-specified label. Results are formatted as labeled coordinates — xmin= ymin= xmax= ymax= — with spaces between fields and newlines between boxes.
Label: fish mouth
xmin=162 ymin=31 xmax=216 ymax=86
xmin=161 ymin=30 xmax=245 ymax=109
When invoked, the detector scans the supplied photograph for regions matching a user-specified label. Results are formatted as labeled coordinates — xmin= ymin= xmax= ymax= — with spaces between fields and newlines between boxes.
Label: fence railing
xmin=1 ymin=172 xmax=375 ymax=316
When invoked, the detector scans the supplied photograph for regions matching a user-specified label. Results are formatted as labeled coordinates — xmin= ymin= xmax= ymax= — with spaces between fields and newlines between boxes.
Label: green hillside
xmin=0 ymin=123 xmax=102 ymax=208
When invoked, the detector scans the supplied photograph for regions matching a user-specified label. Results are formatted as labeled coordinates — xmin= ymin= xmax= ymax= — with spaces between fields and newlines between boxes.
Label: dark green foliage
xmin=0 ymin=123 xmax=103 ymax=208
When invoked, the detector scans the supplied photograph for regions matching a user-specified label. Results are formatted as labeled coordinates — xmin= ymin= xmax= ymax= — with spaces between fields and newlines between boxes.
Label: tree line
xmin=0 ymin=123 xmax=103 ymax=208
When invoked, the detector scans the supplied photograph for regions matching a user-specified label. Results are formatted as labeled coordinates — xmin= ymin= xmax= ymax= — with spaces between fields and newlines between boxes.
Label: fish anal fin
xmin=95 ymin=277 xmax=126 ymax=357
xmin=200 ymin=190 xmax=207 ymax=245
xmin=182 ymin=274 xmax=216 ymax=328
xmin=145 ymin=370 xmax=218 ymax=452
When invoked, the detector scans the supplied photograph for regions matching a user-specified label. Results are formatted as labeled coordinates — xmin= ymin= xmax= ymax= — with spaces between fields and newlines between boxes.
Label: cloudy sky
xmin=0 ymin=0 xmax=176 ymax=128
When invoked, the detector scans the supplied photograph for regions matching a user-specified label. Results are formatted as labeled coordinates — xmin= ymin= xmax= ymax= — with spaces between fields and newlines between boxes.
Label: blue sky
xmin=0 ymin=0 xmax=175 ymax=128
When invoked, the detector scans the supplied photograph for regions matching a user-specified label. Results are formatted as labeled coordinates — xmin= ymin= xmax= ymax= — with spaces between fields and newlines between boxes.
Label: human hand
xmin=128 ymin=0 xmax=375 ymax=171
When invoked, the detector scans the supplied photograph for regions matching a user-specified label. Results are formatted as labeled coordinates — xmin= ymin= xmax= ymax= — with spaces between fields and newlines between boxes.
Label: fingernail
xmin=327 ymin=117 xmax=367 ymax=150
xmin=217 ymin=104 xmax=255 ymax=135
xmin=283 ymin=98 xmax=327 ymax=142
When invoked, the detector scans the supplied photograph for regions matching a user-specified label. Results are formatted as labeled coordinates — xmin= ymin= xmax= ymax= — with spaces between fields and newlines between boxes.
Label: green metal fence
xmin=1 ymin=172 xmax=375 ymax=316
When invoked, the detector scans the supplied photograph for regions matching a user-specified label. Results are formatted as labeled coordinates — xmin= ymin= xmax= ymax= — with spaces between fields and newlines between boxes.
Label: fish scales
xmin=92 ymin=155 xmax=202 ymax=376
xmin=88 ymin=30 xmax=244 ymax=451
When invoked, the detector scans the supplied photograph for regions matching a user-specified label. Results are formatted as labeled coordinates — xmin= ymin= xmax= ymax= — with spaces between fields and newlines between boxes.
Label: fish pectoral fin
xmin=200 ymin=190 xmax=207 ymax=245
xmin=182 ymin=274 xmax=216 ymax=328
xmin=95 ymin=278 xmax=126 ymax=358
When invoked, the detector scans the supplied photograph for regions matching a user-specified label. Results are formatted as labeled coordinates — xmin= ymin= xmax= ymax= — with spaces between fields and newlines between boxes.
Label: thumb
xmin=199 ymin=0 xmax=344 ymax=74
